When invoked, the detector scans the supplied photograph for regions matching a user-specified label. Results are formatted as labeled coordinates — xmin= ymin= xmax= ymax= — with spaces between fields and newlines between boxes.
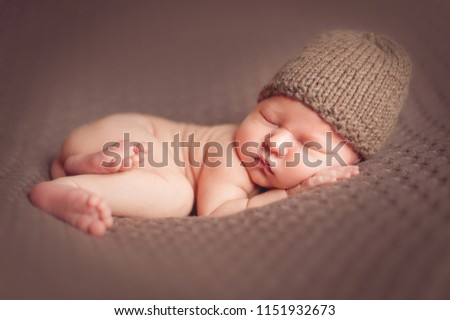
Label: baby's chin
xmin=246 ymin=169 xmax=271 ymax=188
xmin=248 ymin=169 xmax=301 ymax=190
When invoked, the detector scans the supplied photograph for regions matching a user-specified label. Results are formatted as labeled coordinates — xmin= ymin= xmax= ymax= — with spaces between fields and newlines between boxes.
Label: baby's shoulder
xmin=198 ymin=125 xmax=256 ymax=195
xmin=204 ymin=124 xmax=239 ymax=142
xmin=195 ymin=125 xmax=261 ymax=215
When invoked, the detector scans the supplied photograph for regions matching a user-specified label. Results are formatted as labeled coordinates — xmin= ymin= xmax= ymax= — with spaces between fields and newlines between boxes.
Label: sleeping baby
xmin=30 ymin=30 xmax=411 ymax=236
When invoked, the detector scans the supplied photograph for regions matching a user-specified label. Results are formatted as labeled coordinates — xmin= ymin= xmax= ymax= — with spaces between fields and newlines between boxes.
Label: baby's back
xmin=59 ymin=112 xmax=252 ymax=196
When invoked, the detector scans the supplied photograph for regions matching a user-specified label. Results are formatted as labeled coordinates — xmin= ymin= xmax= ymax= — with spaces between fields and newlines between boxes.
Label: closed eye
xmin=305 ymin=144 xmax=319 ymax=150
xmin=303 ymin=141 xmax=325 ymax=152
xmin=259 ymin=111 xmax=277 ymax=126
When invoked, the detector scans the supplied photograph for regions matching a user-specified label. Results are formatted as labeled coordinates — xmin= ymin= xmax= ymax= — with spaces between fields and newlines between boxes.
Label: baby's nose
xmin=264 ymin=130 xmax=294 ymax=157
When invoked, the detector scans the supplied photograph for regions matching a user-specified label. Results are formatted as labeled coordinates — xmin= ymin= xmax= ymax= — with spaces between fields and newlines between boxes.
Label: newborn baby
xmin=30 ymin=30 xmax=411 ymax=236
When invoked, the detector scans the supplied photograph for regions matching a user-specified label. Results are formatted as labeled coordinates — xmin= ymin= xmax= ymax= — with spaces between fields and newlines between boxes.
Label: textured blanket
xmin=0 ymin=0 xmax=449 ymax=298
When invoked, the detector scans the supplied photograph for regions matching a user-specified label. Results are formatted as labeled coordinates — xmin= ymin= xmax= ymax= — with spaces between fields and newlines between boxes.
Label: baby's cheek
xmin=276 ymin=166 xmax=306 ymax=188
xmin=236 ymin=127 xmax=255 ymax=147
xmin=283 ymin=158 xmax=322 ymax=187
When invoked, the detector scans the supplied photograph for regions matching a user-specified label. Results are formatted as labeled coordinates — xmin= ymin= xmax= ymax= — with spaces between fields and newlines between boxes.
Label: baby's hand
xmin=287 ymin=166 xmax=359 ymax=196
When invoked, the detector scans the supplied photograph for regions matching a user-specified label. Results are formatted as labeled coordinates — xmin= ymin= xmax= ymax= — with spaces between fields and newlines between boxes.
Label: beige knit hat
xmin=258 ymin=30 xmax=412 ymax=159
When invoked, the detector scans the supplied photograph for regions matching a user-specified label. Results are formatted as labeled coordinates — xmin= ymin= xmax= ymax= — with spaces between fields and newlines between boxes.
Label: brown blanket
xmin=0 ymin=0 xmax=449 ymax=299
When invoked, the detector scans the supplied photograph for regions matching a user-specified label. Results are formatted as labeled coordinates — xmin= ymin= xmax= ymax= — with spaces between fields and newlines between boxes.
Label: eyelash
xmin=306 ymin=144 xmax=320 ymax=151
xmin=259 ymin=111 xmax=324 ymax=151
xmin=260 ymin=111 xmax=277 ymax=126
xmin=295 ymin=139 xmax=322 ymax=151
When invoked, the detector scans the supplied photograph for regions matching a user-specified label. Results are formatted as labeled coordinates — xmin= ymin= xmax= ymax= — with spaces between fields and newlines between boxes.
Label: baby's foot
xmin=30 ymin=181 xmax=113 ymax=236
xmin=64 ymin=140 xmax=147 ymax=175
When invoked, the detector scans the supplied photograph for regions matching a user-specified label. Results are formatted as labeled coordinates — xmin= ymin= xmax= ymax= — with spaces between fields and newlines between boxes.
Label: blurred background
xmin=4 ymin=0 xmax=446 ymax=127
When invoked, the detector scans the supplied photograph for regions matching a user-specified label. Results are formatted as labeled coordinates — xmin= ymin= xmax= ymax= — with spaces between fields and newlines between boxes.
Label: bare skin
xmin=30 ymin=96 xmax=360 ymax=236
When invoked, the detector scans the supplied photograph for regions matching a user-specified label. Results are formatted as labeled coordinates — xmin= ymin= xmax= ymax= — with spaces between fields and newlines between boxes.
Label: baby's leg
xmin=63 ymin=140 xmax=146 ymax=176
xmin=30 ymin=169 xmax=194 ymax=236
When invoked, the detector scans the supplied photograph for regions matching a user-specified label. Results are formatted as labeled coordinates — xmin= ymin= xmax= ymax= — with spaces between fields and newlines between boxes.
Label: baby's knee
xmin=171 ymin=194 xmax=194 ymax=217
xmin=168 ymin=176 xmax=195 ymax=217
xmin=59 ymin=130 xmax=82 ymax=161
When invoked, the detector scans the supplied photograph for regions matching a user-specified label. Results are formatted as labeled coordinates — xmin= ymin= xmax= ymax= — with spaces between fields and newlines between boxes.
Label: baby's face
xmin=235 ymin=96 xmax=359 ymax=189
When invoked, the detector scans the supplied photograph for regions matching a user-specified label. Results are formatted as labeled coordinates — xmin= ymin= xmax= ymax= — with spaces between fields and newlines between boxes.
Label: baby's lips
xmin=259 ymin=154 xmax=277 ymax=174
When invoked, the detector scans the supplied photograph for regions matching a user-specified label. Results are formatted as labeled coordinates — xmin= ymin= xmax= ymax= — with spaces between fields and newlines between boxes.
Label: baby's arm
xmin=197 ymin=165 xmax=359 ymax=217
xmin=287 ymin=165 xmax=359 ymax=196
xmin=198 ymin=185 xmax=288 ymax=217
xmin=196 ymin=158 xmax=285 ymax=216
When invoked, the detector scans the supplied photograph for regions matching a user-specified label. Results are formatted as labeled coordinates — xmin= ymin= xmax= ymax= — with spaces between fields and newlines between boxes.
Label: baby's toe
xmin=102 ymin=157 xmax=121 ymax=171
xmin=103 ymin=216 xmax=114 ymax=228
xmin=87 ymin=194 xmax=100 ymax=208
xmin=131 ymin=154 xmax=140 ymax=167
xmin=98 ymin=204 xmax=113 ymax=227
xmin=134 ymin=142 xmax=148 ymax=153
xmin=74 ymin=215 xmax=96 ymax=232
xmin=96 ymin=199 xmax=107 ymax=213
xmin=88 ymin=220 xmax=107 ymax=236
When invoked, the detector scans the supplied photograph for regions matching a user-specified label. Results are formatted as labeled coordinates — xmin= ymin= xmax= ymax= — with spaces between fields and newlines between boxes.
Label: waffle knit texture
xmin=258 ymin=30 xmax=412 ymax=159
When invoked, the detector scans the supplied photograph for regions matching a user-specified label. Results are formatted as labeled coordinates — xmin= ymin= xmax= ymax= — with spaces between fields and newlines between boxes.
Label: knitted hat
xmin=258 ymin=30 xmax=411 ymax=159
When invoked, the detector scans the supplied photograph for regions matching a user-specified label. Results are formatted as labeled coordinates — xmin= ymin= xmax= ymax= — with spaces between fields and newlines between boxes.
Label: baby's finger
xmin=345 ymin=165 xmax=359 ymax=174
xmin=131 ymin=154 xmax=140 ymax=167
xmin=326 ymin=165 xmax=359 ymax=177
xmin=334 ymin=166 xmax=359 ymax=180
xmin=305 ymin=174 xmax=337 ymax=188
xmin=312 ymin=166 xmax=347 ymax=177
xmin=341 ymin=165 xmax=359 ymax=176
